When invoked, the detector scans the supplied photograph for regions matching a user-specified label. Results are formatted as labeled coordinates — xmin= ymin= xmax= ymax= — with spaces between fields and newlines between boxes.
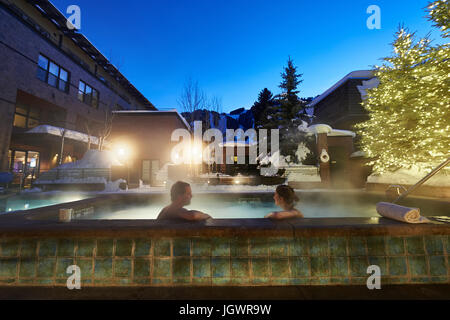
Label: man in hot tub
xmin=157 ymin=181 xmax=212 ymax=221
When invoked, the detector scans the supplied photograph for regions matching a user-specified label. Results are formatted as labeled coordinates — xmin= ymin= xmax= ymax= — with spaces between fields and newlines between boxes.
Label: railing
xmin=393 ymin=157 xmax=450 ymax=203
xmin=36 ymin=168 xmax=111 ymax=182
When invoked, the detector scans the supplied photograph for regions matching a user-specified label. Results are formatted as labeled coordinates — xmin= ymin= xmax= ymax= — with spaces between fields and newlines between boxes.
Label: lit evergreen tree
xmin=355 ymin=0 xmax=450 ymax=174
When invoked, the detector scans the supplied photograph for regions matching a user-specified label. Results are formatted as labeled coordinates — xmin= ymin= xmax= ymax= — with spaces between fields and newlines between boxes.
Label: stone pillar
xmin=316 ymin=132 xmax=331 ymax=187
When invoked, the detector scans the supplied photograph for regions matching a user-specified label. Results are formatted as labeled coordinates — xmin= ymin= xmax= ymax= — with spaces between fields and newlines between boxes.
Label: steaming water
xmin=79 ymin=196 xmax=380 ymax=220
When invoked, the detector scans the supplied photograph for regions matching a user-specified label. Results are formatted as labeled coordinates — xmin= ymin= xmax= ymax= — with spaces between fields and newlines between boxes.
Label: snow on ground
xmin=368 ymin=165 xmax=450 ymax=186
xmin=58 ymin=150 xmax=122 ymax=169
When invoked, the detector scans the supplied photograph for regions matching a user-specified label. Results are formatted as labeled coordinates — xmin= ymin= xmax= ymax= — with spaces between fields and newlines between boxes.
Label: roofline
xmin=113 ymin=110 xmax=191 ymax=131
xmin=22 ymin=0 xmax=155 ymax=110
xmin=307 ymin=70 xmax=375 ymax=107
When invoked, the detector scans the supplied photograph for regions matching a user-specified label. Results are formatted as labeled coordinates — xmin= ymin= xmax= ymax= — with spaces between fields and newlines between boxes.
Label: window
xmin=78 ymin=80 xmax=99 ymax=108
xmin=36 ymin=54 xmax=70 ymax=92
xmin=13 ymin=104 xmax=40 ymax=129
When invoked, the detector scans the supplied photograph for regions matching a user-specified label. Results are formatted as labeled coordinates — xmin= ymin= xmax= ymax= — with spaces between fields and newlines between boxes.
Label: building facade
xmin=309 ymin=70 xmax=374 ymax=131
xmin=0 ymin=0 xmax=155 ymax=185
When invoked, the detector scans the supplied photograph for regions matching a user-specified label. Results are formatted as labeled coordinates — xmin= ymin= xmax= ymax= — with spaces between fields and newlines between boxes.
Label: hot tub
xmin=0 ymin=191 xmax=448 ymax=292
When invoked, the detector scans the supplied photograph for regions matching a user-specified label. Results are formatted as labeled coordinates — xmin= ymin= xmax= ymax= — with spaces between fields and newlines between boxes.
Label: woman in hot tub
xmin=265 ymin=185 xmax=304 ymax=220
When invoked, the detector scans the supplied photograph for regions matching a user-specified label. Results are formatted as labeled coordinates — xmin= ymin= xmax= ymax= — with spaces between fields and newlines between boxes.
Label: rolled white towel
xmin=376 ymin=202 xmax=430 ymax=223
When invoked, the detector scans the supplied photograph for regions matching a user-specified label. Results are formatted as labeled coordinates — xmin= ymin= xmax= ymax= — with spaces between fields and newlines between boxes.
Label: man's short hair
xmin=171 ymin=181 xmax=190 ymax=202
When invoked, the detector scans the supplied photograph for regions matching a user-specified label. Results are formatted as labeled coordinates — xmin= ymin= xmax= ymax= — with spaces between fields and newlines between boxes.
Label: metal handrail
xmin=393 ymin=157 xmax=450 ymax=203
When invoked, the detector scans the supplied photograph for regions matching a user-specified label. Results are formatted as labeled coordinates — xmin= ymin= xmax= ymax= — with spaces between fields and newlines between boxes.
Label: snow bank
xmin=58 ymin=150 xmax=122 ymax=169
xmin=368 ymin=165 xmax=450 ymax=187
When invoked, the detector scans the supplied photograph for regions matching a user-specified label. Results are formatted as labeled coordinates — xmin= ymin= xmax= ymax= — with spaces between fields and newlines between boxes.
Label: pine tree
xmin=251 ymin=88 xmax=275 ymax=129
xmin=355 ymin=0 xmax=450 ymax=174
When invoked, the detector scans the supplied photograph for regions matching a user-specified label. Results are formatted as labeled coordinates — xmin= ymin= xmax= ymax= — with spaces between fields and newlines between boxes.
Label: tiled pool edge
xmin=0 ymin=234 xmax=448 ymax=287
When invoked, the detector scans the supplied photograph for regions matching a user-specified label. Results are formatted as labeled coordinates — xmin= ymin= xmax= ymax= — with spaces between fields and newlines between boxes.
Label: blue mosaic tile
xmin=19 ymin=258 xmax=36 ymax=278
xmin=57 ymin=239 xmax=75 ymax=256
xmin=329 ymin=257 xmax=349 ymax=277
xmin=429 ymin=256 xmax=447 ymax=276
xmin=77 ymin=258 xmax=93 ymax=277
xmin=350 ymin=257 xmax=368 ymax=277
xmin=387 ymin=237 xmax=405 ymax=255
xmin=424 ymin=236 xmax=444 ymax=255
xmin=309 ymin=237 xmax=329 ymax=256
xmin=55 ymin=258 xmax=74 ymax=278
xmin=406 ymin=237 xmax=425 ymax=255
xmin=133 ymin=278 xmax=151 ymax=285
xmin=350 ymin=277 xmax=367 ymax=285
xmin=328 ymin=237 xmax=347 ymax=256
xmin=114 ymin=258 xmax=132 ymax=277
xmin=271 ymin=258 xmax=289 ymax=278
xmin=76 ymin=240 xmax=96 ymax=257
xmin=211 ymin=258 xmax=230 ymax=277
xmin=94 ymin=259 xmax=113 ymax=279
xmin=411 ymin=276 xmax=430 ymax=283
xmin=152 ymin=278 xmax=171 ymax=285
xmin=251 ymin=258 xmax=269 ymax=278
xmin=20 ymin=240 xmax=37 ymax=258
xmin=37 ymin=258 xmax=56 ymax=278
xmin=271 ymin=278 xmax=290 ymax=285
xmin=430 ymin=276 xmax=448 ymax=283
xmin=172 ymin=239 xmax=190 ymax=257
xmin=212 ymin=277 xmax=231 ymax=285
xmin=193 ymin=278 xmax=211 ymax=285
xmin=250 ymin=238 xmax=268 ymax=256
xmin=0 ymin=258 xmax=17 ymax=277
xmin=230 ymin=238 xmax=249 ymax=256
xmin=366 ymin=236 xmax=386 ymax=256
xmin=310 ymin=278 xmax=330 ymax=285
xmin=290 ymin=238 xmax=309 ymax=256
xmin=289 ymin=257 xmax=310 ymax=277
xmin=173 ymin=278 xmax=191 ymax=284
xmin=408 ymin=256 xmax=428 ymax=276
xmin=192 ymin=238 xmax=211 ymax=256
xmin=290 ymin=278 xmax=310 ymax=285
xmin=269 ymin=238 xmax=289 ymax=256
xmin=251 ymin=277 xmax=270 ymax=284
xmin=231 ymin=277 xmax=251 ymax=285
xmin=115 ymin=239 xmax=133 ymax=257
xmin=388 ymin=257 xmax=407 ymax=276
xmin=330 ymin=277 xmax=350 ymax=285
xmin=133 ymin=258 xmax=150 ymax=278
xmin=96 ymin=239 xmax=114 ymax=257
xmin=38 ymin=239 xmax=57 ymax=257
xmin=231 ymin=258 xmax=249 ymax=278
xmin=1 ymin=239 xmax=20 ymax=257
xmin=310 ymin=257 xmax=329 ymax=277
xmin=193 ymin=258 xmax=211 ymax=278
xmin=348 ymin=237 xmax=367 ymax=256
xmin=134 ymin=239 xmax=152 ymax=257
xmin=153 ymin=258 xmax=171 ymax=278
xmin=173 ymin=257 xmax=191 ymax=278
xmin=211 ymin=238 xmax=230 ymax=256
xmin=368 ymin=257 xmax=387 ymax=276
xmin=153 ymin=239 xmax=171 ymax=257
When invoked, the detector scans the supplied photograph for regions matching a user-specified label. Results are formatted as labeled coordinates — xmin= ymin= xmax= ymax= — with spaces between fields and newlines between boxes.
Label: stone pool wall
xmin=0 ymin=234 xmax=448 ymax=286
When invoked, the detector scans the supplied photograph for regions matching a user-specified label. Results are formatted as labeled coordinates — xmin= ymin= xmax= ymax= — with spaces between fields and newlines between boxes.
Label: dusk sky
xmin=51 ymin=0 xmax=445 ymax=113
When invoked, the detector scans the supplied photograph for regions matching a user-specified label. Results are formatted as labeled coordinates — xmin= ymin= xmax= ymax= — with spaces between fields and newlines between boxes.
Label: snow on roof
xmin=308 ymin=70 xmax=374 ymax=107
xmin=307 ymin=124 xmax=356 ymax=137
xmin=113 ymin=109 xmax=191 ymax=130
xmin=26 ymin=125 xmax=100 ymax=145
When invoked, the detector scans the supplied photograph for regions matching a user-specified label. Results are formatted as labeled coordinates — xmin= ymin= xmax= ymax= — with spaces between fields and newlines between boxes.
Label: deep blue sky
xmin=51 ymin=0 xmax=445 ymax=113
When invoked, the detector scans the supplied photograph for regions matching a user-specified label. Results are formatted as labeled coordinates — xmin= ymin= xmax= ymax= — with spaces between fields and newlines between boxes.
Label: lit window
xmin=78 ymin=80 xmax=99 ymax=108
xmin=36 ymin=54 xmax=70 ymax=93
